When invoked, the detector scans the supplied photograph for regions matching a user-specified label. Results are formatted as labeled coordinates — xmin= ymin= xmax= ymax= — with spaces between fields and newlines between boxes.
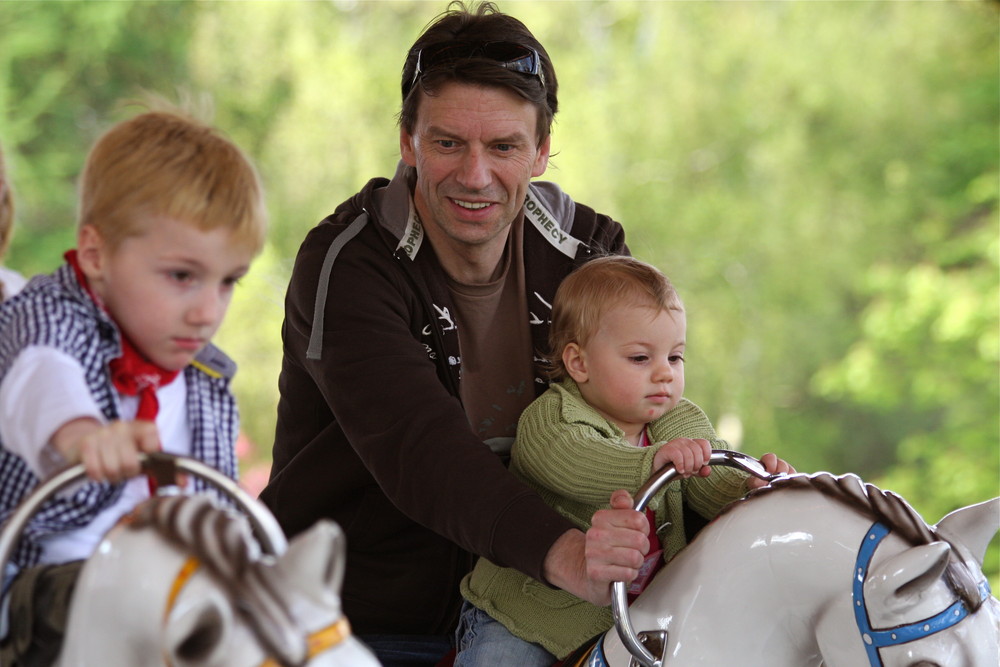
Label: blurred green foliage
xmin=1 ymin=1 xmax=996 ymax=581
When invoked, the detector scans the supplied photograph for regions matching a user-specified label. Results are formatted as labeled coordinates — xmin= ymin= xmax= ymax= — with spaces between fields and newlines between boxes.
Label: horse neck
xmin=621 ymin=490 xmax=875 ymax=666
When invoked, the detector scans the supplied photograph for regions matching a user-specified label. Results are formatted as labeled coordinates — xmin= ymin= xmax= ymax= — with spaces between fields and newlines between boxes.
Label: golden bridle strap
xmin=258 ymin=617 xmax=354 ymax=666
xmin=161 ymin=556 xmax=202 ymax=667
xmin=164 ymin=556 xmax=201 ymax=619
xmin=162 ymin=556 xmax=353 ymax=666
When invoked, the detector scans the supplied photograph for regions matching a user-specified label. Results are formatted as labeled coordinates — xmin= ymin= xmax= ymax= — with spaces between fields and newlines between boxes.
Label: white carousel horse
xmin=577 ymin=452 xmax=999 ymax=667
xmin=0 ymin=454 xmax=381 ymax=667
xmin=57 ymin=494 xmax=380 ymax=667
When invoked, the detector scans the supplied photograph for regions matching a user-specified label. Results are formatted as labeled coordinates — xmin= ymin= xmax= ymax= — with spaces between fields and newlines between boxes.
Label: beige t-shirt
xmin=447 ymin=216 xmax=536 ymax=441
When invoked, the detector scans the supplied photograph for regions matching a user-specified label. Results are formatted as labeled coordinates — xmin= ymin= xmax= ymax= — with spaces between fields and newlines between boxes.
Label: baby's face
xmin=84 ymin=216 xmax=254 ymax=371
xmin=574 ymin=304 xmax=687 ymax=437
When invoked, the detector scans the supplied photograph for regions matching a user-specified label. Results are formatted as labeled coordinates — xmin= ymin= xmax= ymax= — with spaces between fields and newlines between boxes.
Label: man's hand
xmin=542 ymin=489 xmax=649 ymax=606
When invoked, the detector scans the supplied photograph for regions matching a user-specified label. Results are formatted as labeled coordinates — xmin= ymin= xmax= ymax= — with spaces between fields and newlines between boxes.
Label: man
xmin=263 ymin=3 xmax=669 ymax=664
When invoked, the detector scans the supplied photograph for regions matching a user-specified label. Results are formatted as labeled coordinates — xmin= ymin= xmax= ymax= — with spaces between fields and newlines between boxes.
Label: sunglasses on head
xmin=406 ymin=41 xmax=545 ymax=96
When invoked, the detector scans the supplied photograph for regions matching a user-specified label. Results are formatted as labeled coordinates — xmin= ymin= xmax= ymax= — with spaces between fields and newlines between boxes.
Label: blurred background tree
xmin=1 ymin=0 xmax=996 ymax=578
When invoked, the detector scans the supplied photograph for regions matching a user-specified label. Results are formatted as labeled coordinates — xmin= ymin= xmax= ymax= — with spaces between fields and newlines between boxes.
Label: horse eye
xmin=174 ymin=606 xmax=225 ymax=661
xmin=910 ymin=662 xmax=941 ymax=667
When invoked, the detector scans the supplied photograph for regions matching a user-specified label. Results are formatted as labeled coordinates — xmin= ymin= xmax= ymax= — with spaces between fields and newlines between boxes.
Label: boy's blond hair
xmin=0 ymin=143 xmax=13 ymax=260
xmin=547 ymin=255 xmax=684 ymax=381
xmin=78 ymin=108 xmax=267 ymax=254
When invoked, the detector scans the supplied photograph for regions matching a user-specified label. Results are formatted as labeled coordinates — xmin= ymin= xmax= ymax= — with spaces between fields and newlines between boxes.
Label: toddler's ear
xmin=562 ymin=343 xmax=589 ymax=384
xmin=76 ymin=224 xmax=107 ymax=278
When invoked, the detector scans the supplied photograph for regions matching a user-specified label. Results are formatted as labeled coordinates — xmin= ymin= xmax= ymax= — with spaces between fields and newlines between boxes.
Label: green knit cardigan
xmin=460 ymin=379 xmax=749 ymax=658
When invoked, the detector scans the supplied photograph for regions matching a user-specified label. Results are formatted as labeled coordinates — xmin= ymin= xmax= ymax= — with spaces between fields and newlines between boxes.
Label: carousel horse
xmin=0 ymin=454 xmax=381 ymax=667
xmin=571 ymin=451 xmax=999 ymax=667
xmin=4 ymin=453 xmax=995 ymax=666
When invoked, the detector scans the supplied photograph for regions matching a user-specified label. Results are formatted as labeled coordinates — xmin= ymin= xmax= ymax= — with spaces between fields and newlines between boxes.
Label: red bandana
xmin=107 ymin=335 xmax=179 ymax=420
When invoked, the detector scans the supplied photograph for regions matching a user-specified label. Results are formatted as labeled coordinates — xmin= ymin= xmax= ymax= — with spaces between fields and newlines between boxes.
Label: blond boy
xmin=0 ymin=108 xmax=266 ymax=665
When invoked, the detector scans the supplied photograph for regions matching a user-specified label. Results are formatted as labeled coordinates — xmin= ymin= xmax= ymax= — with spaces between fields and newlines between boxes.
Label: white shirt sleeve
xmin=0 ymin=345 xmax=106 ymax=478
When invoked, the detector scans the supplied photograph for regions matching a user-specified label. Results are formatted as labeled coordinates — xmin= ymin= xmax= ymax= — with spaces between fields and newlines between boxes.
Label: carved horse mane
xmin=126 ymin=494 xmax=307 ymax=666
xmin=736 ymin=472 xmax=985 ymax=611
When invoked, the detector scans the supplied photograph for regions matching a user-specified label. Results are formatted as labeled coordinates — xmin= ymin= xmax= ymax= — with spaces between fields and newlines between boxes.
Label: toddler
xmin=456 ymin=255 xmax=793 ymax=665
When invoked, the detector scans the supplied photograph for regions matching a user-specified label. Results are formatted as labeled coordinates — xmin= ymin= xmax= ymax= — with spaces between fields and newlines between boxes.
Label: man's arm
xmin=278 ymin=221 xmax=575 ymax=576
xmin=542 ymin=489 xmax=649 ymax=606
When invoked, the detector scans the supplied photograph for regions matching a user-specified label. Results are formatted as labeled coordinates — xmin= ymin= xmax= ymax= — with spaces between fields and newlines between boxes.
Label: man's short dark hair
xmin=399 ymin=1 xmax=558 ymax=145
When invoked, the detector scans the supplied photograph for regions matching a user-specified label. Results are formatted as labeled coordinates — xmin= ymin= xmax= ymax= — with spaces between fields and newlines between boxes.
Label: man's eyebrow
xmin=424 ymin=124 xmax=531 ymax=145
xmin=489 ymin=130 xmax=532 ymax=143
xmin=423 ymin=124 xmax=457 ymax=138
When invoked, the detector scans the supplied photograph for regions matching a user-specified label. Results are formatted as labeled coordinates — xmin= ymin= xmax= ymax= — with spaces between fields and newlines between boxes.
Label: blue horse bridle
xmin=852 ymin=521 xmax=991 ymax=666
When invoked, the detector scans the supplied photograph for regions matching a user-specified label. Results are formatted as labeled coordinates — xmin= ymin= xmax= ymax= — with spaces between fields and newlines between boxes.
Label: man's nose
xmin=456 ymin=148 xmax=491 ymax=191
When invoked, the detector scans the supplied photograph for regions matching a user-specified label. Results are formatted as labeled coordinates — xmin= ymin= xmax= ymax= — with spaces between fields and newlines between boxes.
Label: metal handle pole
xmin=610 ymin=450 xmax=774 ymax=667
xmin=0 ymin=452 xmax=286 ymax=587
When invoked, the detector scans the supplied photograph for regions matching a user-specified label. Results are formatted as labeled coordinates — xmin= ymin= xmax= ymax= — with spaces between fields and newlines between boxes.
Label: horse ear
xmin=935 ymin=497 xmax=1000 ymax=567
xmin=164 ymin=590 xmax=233 ymax=666
xmin=865 ymin=541 xmax=951 ymax=617
xmin=277 ymin=519 xmax=346 ymax=605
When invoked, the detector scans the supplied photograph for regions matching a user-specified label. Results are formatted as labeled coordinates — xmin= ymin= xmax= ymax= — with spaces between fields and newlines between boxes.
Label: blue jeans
xmin=358 ymin=634 xmax=453 ymax=667
xmin=453 ymin=600 xmax=556 ymax=667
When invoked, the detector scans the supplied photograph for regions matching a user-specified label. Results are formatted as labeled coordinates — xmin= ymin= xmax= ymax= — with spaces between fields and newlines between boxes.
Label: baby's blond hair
xmin=547 ymin=255 xmax=683 ymax=381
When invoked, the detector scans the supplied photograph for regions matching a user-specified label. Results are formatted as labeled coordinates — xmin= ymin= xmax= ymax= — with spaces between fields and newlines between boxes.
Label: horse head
xmin=599 ymin=455 xmax=999 ymax=667
xmin=58 ymin=493 xmax=380 ymax=667
xmin=857 ymin=497 xmax=999 ymax=667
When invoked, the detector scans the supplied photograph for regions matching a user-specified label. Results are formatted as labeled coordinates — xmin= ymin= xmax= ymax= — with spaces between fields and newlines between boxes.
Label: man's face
xmin=400 ymin=82 xmax=550 ymax=262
